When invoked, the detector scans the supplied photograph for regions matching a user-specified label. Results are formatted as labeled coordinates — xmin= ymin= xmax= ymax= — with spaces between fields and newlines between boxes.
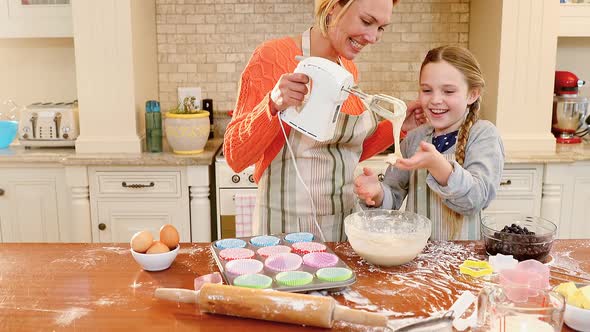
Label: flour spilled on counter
xmin=94 ymin=297 xmax=115 ymax=306
xmin=340 ymin=288 xmax=414 ymax=318
xmin=93 ymin=294 xmax=130 ymax=307
xmin=341 ymin=289 xmax=370 ymax=305
xmin=55 ymin=307 xmax=90 ymax=327
xmin=101 ymin=246 xmax=128 ymax=254
xmin=51 ymin=255 xmax=106 ymax=269
xmin=333 ymin=241 xmax=483 ymax=320
xmin=50 ymin=247 xmax=131 ymax=269
xmin=179 ymin=246 xmax=207 ymax=256
xmin=549 ymin=242 xmax=590 ymax=280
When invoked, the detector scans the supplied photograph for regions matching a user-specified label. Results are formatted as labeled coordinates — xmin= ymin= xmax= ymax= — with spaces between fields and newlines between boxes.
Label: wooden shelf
xmin=560 ymin=3 xmax=590 ymax=37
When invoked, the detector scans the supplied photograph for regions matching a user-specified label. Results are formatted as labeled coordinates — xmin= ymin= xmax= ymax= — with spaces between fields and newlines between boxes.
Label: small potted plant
xmin=164 ymin=96 xmax=210 ymax=154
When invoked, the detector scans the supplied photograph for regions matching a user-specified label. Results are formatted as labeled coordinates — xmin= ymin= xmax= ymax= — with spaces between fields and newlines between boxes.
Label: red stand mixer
xmin=552 ymin=71 xmax=589 ymax=144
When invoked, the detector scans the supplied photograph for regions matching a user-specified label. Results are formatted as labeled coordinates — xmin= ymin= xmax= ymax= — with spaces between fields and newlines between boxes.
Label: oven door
xmin=218 ymin=188 xmax=257 ymax=239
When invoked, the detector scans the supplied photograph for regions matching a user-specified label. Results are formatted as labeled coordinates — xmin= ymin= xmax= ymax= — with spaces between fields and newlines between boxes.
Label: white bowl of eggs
xmin=130 ymin=224 xmax=180 ymax=271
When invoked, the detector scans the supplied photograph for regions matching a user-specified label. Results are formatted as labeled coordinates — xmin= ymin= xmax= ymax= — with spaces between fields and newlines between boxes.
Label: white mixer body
xmin=279 ymin=57 xmax=355 ymax=142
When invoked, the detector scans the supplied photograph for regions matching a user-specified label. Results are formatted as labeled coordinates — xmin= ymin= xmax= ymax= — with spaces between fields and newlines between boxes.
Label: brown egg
xmin=159 ymin=224 xmax=180 ymax=249
xmin=146 ymin=241 xmax=170 ymax=254
xmin=130 ymin=230 xmax=153 ymax=253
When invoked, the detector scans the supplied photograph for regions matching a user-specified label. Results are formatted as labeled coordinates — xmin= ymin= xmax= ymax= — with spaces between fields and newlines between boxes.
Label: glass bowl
xmin=481 ymin=215 xmax=557 ymax=262
xmin=344 ymin=209 xmax=431 ymax=266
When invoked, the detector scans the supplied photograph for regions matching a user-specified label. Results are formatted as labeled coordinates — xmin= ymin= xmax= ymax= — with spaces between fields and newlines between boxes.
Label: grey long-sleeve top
xmin=363 ymin=120 xmax=505 ymax=240
xmin=382 ymin=119 xmax=505 ymax=213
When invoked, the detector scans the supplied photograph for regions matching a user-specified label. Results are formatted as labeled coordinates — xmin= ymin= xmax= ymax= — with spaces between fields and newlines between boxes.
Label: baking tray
xmin=210 ymin=233 xmax=356 ymax=292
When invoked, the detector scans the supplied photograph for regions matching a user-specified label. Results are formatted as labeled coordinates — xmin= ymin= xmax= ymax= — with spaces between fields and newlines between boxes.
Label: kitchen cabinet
xmin=0 ymin=0 xmax=72 ymax=38
xmin=482 ymin=164 xmax=544 ymax=222
xmin=559 ymin=2 xmax=590 ymax=37
xmin=0 ymin=166 xmax=70 ymax=242
xmin=89 ymin=167 xmax=191 ymax=243
xmin=541 ymin=161 xmax=590 ymax=239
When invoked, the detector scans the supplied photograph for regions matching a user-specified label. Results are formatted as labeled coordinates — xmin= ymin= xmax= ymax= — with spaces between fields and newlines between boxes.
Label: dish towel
xmin=234 ymin=192 xmax=256 ymax=237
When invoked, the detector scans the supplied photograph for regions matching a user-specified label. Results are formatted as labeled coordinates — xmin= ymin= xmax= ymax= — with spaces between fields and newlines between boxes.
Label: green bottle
xmin=145 ymin=100 xmax=162 ymax=153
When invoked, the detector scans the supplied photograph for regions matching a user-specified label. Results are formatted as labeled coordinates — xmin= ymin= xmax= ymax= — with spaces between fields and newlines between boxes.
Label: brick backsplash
xmin=156 ymin=0 xmax=470 ymax=133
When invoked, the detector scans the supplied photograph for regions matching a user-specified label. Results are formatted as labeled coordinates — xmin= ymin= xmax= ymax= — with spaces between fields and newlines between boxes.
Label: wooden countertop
xmin=1 ymin=240 xmax=589 ymax=331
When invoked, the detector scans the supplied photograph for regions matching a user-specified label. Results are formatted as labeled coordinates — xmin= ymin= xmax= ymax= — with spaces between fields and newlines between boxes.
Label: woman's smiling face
xmin=327 ymin=0 xmax=393 ymax=60
xmin=419 ymin=60 xmax=480 ymax=135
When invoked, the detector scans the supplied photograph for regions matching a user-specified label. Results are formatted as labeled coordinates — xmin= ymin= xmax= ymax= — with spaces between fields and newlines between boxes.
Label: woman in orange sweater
xmin=223 ymin=0 xmax=424 ymax=241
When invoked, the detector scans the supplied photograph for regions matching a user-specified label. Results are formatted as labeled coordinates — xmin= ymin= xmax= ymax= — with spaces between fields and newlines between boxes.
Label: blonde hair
xmin=315 ymin=0 xmax=400 ymax=36
xmin=420 ymin=45 xmax=485 ymax=239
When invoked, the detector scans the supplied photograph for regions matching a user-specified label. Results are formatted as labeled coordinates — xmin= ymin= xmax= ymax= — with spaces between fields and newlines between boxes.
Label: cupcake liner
xmin=257 ymin=245 xmax=292 ymax=258
xmin=316 ymin=267 xmax=353 ymax=282
xmin=275 ymin=271 xmax=313 ymax=287
xmin=233 ymin=274 xmax=273 ymax=289
xmin=292 ymin=241 xmax=327 ymax=254
xmin=215 ymin=238 xmax=247 ymax=250
xmin=284 ymin=232 xmax=314 ymax=243
xmin=250 ymin=235 xmax=281 ymax=247
xmin=265 ymin=253 xmax=303 ymax=272
xmin=225 ymin=259 xmax=263 ymax=275
xmin=219 ymin=247 xmax=255 ymax=261
xmin=303 ymin=252 xmax=339 ymax=268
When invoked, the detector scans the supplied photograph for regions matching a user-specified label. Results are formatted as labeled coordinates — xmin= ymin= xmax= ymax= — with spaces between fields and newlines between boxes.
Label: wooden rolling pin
xmin=155 ymin=283 xmax=387 ymax=328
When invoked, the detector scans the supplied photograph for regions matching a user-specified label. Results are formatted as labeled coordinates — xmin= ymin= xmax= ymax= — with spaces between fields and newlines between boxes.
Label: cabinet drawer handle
xmin=122 ymin=181 xmax=155 ymax=189
xmin=500 ymin=179 xmax=512 ymax=186
xmin=378 ymin=174 xmax=385 ymax=182
xmin=0 ymin=188 xmax=4 ymax=196
xmin=98 ymin=223 xmax=107 ymax=231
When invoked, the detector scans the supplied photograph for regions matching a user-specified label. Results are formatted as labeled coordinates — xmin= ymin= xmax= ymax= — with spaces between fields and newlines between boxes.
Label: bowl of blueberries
xmin=481 ymin=215 xmax=557 ymax=262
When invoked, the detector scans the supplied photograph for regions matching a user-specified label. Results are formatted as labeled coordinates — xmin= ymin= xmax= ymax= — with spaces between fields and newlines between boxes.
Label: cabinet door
xmin=0 ymin=168 xmax=64 ymax=242
xmin=484 ymin=164 xmax=544 ymax=218
xmin=94 ymin=200 xmax=190 ymax=243
xmin=571 ymin=176 xmax=590 ymax=238
xmin=0 ymin=0 xmax=72 ymax=38
xmin=542 ymin=162 xmax=590 ymax=239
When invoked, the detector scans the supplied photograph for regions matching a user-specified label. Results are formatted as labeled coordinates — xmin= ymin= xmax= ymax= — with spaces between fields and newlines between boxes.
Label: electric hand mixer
xmin=279 ymin=56 xmax=407 ymax=161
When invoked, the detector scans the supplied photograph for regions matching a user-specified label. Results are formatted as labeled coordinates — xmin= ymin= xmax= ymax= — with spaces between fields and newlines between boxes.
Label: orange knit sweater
xmin=223 ymin=37 xmax=395 ymax=183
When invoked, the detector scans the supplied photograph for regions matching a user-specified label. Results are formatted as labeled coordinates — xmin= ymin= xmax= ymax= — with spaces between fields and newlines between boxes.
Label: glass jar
xmin=145 ymin=100 xmax=162 ymax=153
xmin=475 ymin=284 xmax=565 ymax=331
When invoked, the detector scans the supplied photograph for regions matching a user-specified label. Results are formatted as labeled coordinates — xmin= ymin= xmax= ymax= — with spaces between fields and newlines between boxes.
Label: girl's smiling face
xmin=419 ymin=60 xmax=480 ymax=135
xmin=327 ymin=0 xmax=393 ymax=60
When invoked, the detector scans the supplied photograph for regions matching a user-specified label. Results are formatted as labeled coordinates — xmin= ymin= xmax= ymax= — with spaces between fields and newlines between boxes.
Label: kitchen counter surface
xmin=1 ymin=240 xmax=588 ymax=331
xmin=1 ymin=139 xmax=590 ymax=166
xmin=0 ymin=138 xmax=223 ymax=166
xmin=503 ymin=141 xmax=590 ymax=163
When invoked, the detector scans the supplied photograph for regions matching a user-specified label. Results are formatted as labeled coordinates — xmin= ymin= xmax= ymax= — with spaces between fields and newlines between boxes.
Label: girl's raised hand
xmin=353 ymin=167 xmax=384 ymax=207
xmin=395 ymin=141 xmax=443 ymax=170
xmin=395 ymin=141 xmax=453 ymax=186
xmin=270 ymin=73 xmax=310 ymax=115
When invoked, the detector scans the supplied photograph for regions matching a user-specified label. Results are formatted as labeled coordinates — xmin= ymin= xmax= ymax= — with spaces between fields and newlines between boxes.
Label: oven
xmin=215 ymin=149 xmax=256 ymax=240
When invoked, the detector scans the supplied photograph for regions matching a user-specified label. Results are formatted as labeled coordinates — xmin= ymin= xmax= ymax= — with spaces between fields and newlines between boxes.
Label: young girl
xmin=354 ymin=45 xmax=505 ymax=240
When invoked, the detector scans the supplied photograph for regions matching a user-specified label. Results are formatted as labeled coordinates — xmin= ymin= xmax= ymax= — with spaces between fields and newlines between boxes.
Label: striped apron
xmin=406 ymin=131 xmax=481 ymax=240
xmin=252 ymin=28 xmax=378 ymax=242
